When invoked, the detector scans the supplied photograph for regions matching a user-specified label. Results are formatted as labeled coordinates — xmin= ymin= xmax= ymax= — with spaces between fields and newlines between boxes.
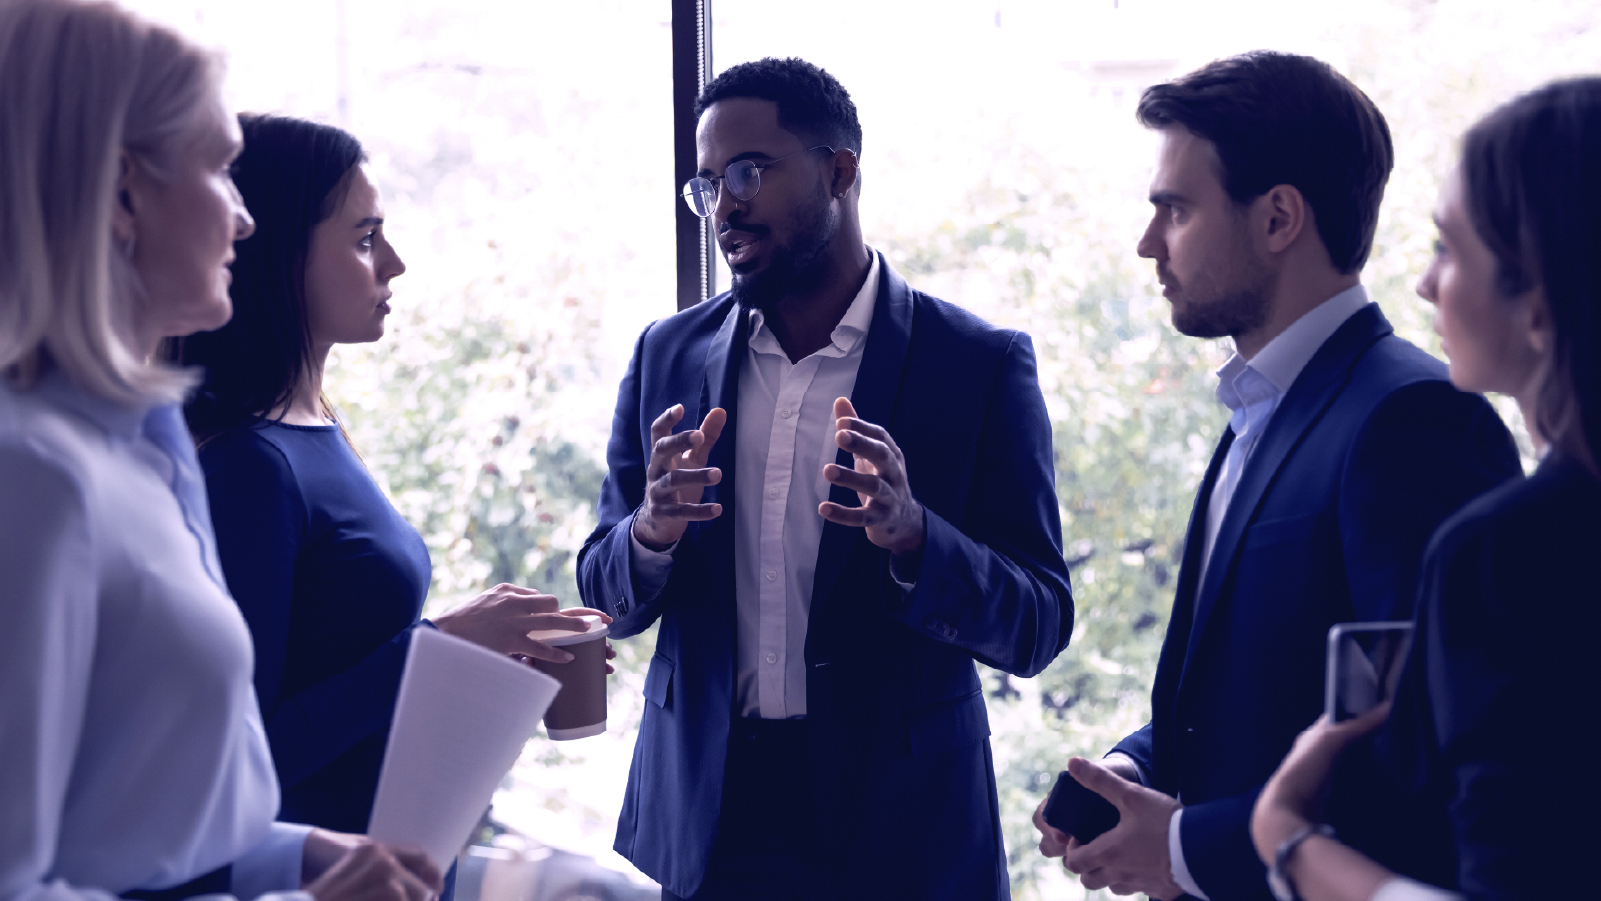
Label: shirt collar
xmin=1245 ymin=284 xmax=1372 ymax=394
xmin=748 ymin=247 xmax=880 ymax=358
xmin=34 ymin=367 xmax=157 ymax=442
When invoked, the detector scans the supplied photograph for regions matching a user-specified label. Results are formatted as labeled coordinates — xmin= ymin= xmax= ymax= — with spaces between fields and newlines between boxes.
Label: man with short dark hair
xmin=579 ymin=57 xmax=1074 ymax=900
xmin=1031 ymin=52 xmax=1520 ymax=900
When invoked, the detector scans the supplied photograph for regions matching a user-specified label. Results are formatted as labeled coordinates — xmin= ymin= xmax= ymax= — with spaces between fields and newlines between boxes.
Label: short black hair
xmin=1137 ymin=51 xmax=1393 ymax=274
xmin=1462 ymin=76 xmax=1601 ymax=469
xmin=696 ymin=57 xmax=862 ymax=156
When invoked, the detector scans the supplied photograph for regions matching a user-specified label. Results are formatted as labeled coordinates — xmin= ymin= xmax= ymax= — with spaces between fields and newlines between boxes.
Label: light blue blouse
xmin=0 ymin=371 xmax=310 ymax=901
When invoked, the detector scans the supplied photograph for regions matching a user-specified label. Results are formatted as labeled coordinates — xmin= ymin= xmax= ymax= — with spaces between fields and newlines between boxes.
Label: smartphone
xmin=1325 ymin=621 xmax=1414 ymax=722
xmin=1042 ymin=768 xmax=1120 ymax=844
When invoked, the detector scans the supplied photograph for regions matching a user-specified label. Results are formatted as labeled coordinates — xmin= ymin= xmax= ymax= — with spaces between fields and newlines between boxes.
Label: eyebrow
xmin=353 ymin=217 xmax=383 ymax=229
xmin=697 ymin=150 xmax=777 ymax=178
xmin=1149 ymin=190 xmax=1187 ymax=206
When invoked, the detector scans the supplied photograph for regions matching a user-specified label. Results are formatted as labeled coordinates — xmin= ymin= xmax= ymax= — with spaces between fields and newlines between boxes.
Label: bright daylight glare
xmin=124 ymin=0 xmax=1599 ymax=897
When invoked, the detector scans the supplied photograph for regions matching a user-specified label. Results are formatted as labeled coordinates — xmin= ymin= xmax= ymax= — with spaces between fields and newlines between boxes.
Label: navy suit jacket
xmin=1111 ymin=304 xmax=1521 ymax=900
xmin=577 ymin=255 xmax=1075 ymax=899
xmin=1328 ymin=453 xmax=1600 ymax=900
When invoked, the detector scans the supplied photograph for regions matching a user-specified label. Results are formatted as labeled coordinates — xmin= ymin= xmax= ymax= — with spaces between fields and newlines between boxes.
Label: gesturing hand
xmin=633 ymin=404 xmax=726 ymax=551
xmin=1060 ymin=757 xmax=1185 ymax=899
xmin=432 ymin=583 xmax=611 ymax=664
xmin=819 ymin=397 xmax=924 ymax=556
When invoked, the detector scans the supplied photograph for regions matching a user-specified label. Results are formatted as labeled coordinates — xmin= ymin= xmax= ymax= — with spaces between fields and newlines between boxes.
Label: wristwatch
xmin=1267 ymin=822 xmax=1335 ymax=901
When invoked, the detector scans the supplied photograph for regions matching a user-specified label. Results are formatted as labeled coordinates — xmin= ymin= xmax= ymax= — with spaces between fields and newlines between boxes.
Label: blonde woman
xmin=0 ymin=3 xmax=438 ymax=901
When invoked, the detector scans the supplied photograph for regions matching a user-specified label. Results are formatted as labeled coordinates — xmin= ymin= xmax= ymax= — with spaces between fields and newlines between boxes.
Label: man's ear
xmin=828 ymin=148 xmax=860 ymax=200
xmin=111 ymin=149 xmax=137 ymax=247
xmin=1258 ymin=183 xmax=1308 ymax=254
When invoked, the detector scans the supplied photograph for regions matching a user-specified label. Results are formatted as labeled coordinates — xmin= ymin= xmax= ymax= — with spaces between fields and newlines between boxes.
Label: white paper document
xmin=368 ymin=626 xmax=560 ymax=869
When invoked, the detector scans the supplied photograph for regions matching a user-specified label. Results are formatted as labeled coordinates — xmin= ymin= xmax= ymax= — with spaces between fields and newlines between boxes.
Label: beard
xmin=1167 ymin=238 xmax=1273 ymax=340
xmin=729 ymin=192 xmax=839 ymax=314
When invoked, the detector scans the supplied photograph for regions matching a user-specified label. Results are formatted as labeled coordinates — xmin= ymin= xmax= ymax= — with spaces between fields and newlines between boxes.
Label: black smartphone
xmin=1325 ymin=621 xmax=1414 ymax=722
xmin=1042 ymin=768 xmax=1120 ymax=844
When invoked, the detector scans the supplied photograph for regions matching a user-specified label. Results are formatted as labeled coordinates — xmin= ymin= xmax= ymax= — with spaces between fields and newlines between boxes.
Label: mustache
xmin=719 ymin=219 xmax=770 ymax=239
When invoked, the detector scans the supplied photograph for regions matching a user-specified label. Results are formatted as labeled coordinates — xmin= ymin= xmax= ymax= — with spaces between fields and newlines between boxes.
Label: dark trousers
xmin=663 ymin=716 xmax=827 ymax=901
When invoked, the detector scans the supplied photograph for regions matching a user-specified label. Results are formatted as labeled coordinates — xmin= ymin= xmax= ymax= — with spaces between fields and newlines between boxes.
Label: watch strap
xmin=1267 ymin=822 xmax=1335 ymax=901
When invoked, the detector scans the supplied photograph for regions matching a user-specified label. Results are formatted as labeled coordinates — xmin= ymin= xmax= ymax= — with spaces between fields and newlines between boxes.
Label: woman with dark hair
xmin=169 ymin=115 xmax=607 ymax=853
xmin=1250 ymin=77 xmax=1601 ymax=901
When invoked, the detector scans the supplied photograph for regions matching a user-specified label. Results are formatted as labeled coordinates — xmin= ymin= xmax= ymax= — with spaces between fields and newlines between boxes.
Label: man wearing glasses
xmin=578 ymin=58 xmax=1074 ymax=900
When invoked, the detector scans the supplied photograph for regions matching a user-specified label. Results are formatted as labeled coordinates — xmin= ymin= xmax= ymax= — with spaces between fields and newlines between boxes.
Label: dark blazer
xmin=1110 ymin=304 xmax=1521 ymax=900
xmin=577 ymin=254 xmax=1074 ymax=900
xmin=1331 ymin=453 xmax=1601 ymax=901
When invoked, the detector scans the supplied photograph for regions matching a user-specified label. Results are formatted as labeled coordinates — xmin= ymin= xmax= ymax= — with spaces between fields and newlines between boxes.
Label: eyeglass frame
xmin=680 ymin=145 xmax=837 ymax=218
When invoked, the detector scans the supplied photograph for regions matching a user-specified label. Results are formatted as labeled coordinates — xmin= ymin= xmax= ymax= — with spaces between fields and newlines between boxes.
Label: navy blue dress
xmin=200 ymin=421 xmax=431 ymax=835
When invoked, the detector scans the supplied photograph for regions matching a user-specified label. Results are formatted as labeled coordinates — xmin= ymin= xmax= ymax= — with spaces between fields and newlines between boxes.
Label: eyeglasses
xmin=681 ymin=145 xmax=835 ymax=218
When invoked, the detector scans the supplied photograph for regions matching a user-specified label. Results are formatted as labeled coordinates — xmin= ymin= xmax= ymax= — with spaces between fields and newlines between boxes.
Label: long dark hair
xmin=1461 ymin=77 xmax=1601 ymax=471
xmin=167 ymin=114 xmax=365 ymax=442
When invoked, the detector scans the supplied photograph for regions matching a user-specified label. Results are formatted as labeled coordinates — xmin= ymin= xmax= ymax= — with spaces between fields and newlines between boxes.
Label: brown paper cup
xmin=529 ymin=616 xmax=610 ymax=740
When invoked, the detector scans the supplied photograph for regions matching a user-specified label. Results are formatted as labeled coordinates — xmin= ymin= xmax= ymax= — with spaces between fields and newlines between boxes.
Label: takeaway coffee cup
xmin=529 ymin=615 xmax=610 ymax=740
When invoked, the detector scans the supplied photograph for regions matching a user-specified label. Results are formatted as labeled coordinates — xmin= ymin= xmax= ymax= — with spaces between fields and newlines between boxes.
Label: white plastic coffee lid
xmin=527 ymin=614 xmax=609 ymax=646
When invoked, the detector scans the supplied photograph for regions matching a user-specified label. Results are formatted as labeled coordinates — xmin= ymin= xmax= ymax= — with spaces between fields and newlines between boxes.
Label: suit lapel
xmin=809 ymin=252 xmax=914 ymax=618
xmin=1178 ymin=305 xmax=1393 ymax=681
xmin=696 ymin=300 xmax=748 ymax=622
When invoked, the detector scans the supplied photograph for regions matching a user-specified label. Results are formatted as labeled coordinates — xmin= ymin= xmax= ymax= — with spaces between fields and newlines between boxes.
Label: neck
xmin=274 ymin=343 xmax=333 ymax=425
xmin=1235 ymin=268 xmax=1359 ymax=360
xmin=763 ymin=225 xmax=872 ymax=364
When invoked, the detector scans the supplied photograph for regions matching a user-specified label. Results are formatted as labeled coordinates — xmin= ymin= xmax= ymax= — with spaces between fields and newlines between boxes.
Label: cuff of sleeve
xmin=1168 ymin=809 xmax=1209 ymax=900
xmin=230 ymin=822 xmax=313 ymax=899
xmin=1370 ymin=877 xmax=1464 ymax=901
xmin=627 ymin=513 xmax=675 ymax=598
xmin=1103 ymin=751 xmax=1150 ymax=787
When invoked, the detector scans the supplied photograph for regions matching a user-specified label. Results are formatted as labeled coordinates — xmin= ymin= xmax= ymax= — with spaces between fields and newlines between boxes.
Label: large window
xmin=130 ymin=1 xmax=1591 ymax=897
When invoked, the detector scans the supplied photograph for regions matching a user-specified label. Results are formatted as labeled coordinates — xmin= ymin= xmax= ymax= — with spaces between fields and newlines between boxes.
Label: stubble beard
xmin=1169 ymin=250 xmax=1274 ymax=341
xmin=731 ymin=192 xmax=839 ymax=314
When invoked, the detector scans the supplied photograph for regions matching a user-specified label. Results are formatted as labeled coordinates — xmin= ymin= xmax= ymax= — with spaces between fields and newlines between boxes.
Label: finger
xmin=523 ymin=612 xmax=589 ymax=632
xmin=605 ymin=642 xmax=617 ymax=658
xmin=649 ymin=428 xmax=704 ymax=470
xmin=654 ymin=467 xmax=722 ymax=493
xmin=388 ymin=845 xmax=443 ymax=893
xmin=650 ymin=502 xmax=723 ymax=521
xmin=833 ymin=416 xmax=893 ymax=444
xmin=833 ymin=397 xmax=857 ymax=422
xmin=1066 ymin=756 xmax=1132 ymax=810
xmin=515 ymin=637 xmax=576 ymax=663
xmin=818 ymin=501 xmax=868 ymax=527
xmin=557 ymin=606 xmax=612 ymax=624
xmin=1078 ymin=868 xmax=1111 ymax=892
xmin=503 ymin=592 xmax=560 ymax=613
xmin=689 ymin=407 xmax=728 ymax=466
xmin=823 ymin=463 xmax=888 ymax=498
xmin=647 ymin=405 xmax=686 ymax=464
xmin=835 ymin=430 xmax=900 ymax=481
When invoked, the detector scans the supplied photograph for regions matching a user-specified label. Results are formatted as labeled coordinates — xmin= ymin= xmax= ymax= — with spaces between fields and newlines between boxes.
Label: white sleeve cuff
xmin=1102 ymin=751 xmax=1150 ymax=787
xmin=1168 ymin=808 xmax=1208 ymax=900
xmin=627 ymin=514 xmax=675 ymax=598
xmin=230 ymin=822 xmax=313 ymax=899
xmin=1369 ymin=877 xmax=1464 ymax=901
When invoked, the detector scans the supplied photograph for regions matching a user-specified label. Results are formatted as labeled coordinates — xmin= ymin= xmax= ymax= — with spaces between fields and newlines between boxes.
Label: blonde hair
xmin=0 ymin=0 xmax=222 ymax=403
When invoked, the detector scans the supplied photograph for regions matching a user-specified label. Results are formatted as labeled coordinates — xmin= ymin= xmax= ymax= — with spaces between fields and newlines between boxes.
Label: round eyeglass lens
xmin=724 ymin=160 xmax=761 ymax=201
xmin=682 ymin=178 xmax=716 ymax=218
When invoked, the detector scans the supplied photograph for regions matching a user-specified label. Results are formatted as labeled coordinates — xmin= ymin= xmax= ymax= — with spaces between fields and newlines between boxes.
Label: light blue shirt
xmin=0 ymin=371 xmax=310 ymax=901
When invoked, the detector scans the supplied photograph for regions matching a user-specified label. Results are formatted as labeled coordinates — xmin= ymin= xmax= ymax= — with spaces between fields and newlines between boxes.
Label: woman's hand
xmin=432 ymin=583 xmax=612 ymax=663
xmin=1251 ymin=704 xmax=1391 ymax=864
xmin=303 ymin=837 xmax=441 ymax=901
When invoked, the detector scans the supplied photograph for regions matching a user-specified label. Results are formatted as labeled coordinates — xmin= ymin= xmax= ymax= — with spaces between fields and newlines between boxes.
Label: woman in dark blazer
xmin=1249 ymin=77 xmax=1601 ymax=901
xmin=167 ymin=116 xmax=606 ymax=867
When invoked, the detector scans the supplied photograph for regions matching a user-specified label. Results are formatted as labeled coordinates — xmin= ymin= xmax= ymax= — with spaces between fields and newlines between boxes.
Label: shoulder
xmin=636 ymin=294 xmax=738 ymax=352
xmin=1344 ymin=334 xmax=1498 ymax=434
xmin=906 ymin=290 xmax=1029 ymax=361
xmin=1430 ymin=458 xmax=1598 ymax=566
xmin=200 ymin=424 xmax=295 ymax=479
xmin=0 ymin=385 xmax=102 ymax=533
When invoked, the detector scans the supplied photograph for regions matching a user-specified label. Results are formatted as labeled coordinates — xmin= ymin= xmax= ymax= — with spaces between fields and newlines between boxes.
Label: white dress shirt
xmin=1165 ymin=284 xmax=1374 ymax=900
xmin=632 ymin=251 xmax=881 ymax=718
xmin=0 ymin=372 xmax=310 ymax=901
